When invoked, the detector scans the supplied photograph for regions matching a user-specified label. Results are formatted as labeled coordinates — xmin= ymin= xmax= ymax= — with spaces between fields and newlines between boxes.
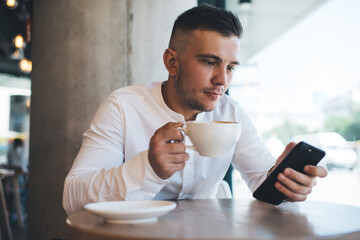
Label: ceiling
xmin=0 ymin=0 xmax=329 ymax=79
xmin=226 ymin=0 xmax=330 ymax=63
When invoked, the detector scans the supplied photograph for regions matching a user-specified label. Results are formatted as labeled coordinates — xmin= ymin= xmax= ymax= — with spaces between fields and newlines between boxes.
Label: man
xmin=63 ymin=4 xmax=327 ymax=215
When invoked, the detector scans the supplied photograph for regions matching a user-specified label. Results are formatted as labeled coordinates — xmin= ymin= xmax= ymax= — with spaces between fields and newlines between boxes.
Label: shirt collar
xmin=151 ymin=81 xmax=185 ymax=122
xmin=152 ymin=81 xmax=212 ymax=123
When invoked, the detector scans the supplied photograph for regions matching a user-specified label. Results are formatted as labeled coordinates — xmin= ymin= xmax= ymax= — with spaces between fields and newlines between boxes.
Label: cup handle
xmin=176 ymin=127 xmax=197 ymax=152
xmin=177 ymin=127 xmax=188 ymax=135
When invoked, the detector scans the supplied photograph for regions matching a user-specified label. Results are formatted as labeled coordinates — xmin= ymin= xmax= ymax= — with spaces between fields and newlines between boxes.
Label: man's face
xmin=174 ymin=29 xmax=241 ymax=113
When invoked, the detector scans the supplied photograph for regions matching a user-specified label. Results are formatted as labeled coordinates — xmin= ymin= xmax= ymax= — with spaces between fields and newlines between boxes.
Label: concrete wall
xmin=130 ymin=0 xmax=196 ymax=84
xmin=29 ymin=0 xmax=196 ymax=239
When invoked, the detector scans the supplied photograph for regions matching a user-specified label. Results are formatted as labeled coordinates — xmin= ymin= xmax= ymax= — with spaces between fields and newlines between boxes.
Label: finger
xmin=283 ymin=168 xmax=316 ymax=187
xmin=168 ymin=152 xmax=189 ymax=164
xmin=163 ymin=154 xmax=189 ymax=174
xmin=275 ymin=181 xmax=307 ymax=202
xmin=154 ymin=160 xmax=186 ymax=179
xmin=150 ymin=152 xmax=188 ymax=179
xmin=166 ymin=142 xmax=186 ymax=154
xmin=161 ymin=122 xmax=185 ymax=143
xmin=304 ymin=165 xmax=328 ymax=178
xmin=152 ymin=122 xmax=184 ymax=144
xmin=278 ymin=171 xmax=313 ymax=195
xmin=168 ymin=161 xmax=187 ymax=174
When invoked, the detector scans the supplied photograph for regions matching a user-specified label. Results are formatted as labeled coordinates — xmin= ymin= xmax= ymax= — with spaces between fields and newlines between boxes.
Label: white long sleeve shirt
xmin=63 ymin=81 xmax=275 ymax=215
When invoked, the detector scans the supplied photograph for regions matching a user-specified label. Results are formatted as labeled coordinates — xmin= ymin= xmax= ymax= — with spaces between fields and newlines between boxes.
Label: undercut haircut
xmin=169 ymin=4 xmax=243 ymax=53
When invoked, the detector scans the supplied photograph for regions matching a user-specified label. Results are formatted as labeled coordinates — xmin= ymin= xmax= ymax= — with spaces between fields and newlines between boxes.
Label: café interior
xmin=1 ymin=0 xmax=360 ymax=239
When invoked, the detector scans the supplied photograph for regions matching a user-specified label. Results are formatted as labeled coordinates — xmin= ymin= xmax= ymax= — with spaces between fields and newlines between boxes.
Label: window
xmin=228 ymin=0 xmax=360 ymax=207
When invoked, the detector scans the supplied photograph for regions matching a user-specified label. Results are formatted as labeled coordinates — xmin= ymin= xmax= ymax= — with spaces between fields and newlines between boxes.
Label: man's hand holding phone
xmin=274 ymin=142 xmax=328 ymax=202
xmin=253 ymin=141 xmax=328 ymax=205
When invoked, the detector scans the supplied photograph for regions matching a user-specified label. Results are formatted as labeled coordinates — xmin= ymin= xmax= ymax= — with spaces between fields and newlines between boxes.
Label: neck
xmin=161 ymin=80 xmax=199 ymax=121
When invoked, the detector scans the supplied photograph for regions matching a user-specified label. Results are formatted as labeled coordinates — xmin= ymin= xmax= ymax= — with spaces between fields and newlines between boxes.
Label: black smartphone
xmin=253 ymin=141 xmax=326 ymax=205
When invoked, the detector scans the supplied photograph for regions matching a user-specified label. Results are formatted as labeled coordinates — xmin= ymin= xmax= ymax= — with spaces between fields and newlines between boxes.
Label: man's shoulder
xmin=218 ymin=94 xmax=241 ymax=109
xmin=109 ymin=81 xmax=161 ymax=100
xmin=211 ymin=94 xmax=246 ymax=120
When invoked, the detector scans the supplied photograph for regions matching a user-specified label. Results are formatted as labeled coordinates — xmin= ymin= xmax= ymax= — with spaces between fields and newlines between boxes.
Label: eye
xmin=227 ymin=65 xmax=236 ymax=71
xmin=202 ymin=60 xmax=216 ymax=66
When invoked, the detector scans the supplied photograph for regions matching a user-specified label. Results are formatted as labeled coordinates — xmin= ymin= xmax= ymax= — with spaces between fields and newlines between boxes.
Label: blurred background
xmin=0 ymin=0 xmax=31 ymax=239
xmin=0 ymin=0 xmax=359 ymax=239
xmin=227 ymin=0 xmax=360 ymax=209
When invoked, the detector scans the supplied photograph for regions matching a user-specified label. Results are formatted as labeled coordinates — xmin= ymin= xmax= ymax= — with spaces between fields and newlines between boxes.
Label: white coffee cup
xmin=178 ymin=121 xmax=241 ymax=157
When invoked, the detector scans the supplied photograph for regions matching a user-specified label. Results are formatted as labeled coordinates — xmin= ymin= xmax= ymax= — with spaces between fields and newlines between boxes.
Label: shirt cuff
xmin=121 ymin=150 xmax=169 ymax=200
xmin=140 ymin=150 xmax=170 ymax=186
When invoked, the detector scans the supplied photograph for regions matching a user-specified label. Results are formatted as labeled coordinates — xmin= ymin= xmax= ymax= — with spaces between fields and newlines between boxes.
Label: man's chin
xmin=204 ymin=104 xmax=217 ymax=112
xmin=196 ymin=103 xmax=218 ymax=112
xmin=188 ymin=98 xmax=219 ymax=112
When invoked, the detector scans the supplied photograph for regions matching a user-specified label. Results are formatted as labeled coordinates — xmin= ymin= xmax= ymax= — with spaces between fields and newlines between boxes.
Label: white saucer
xmin=84 ymin=200 xmax=176 ymax=224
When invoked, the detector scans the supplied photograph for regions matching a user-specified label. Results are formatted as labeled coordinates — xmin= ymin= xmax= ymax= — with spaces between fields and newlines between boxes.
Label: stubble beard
xmin=175 ymin=68 xmax=215 ymax=113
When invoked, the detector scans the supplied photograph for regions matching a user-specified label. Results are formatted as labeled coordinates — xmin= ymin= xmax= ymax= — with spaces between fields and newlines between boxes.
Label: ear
xmin=163 ymin=48 xmax=178 ymax=77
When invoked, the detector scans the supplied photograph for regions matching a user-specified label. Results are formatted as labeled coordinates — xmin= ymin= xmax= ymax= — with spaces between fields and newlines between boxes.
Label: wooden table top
xmin=67 ymin=198 xmax=360 ymax=240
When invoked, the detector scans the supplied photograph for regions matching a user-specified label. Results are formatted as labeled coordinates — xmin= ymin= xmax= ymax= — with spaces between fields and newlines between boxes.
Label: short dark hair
xmin=170 ymin=4 xmax=242 ymax=40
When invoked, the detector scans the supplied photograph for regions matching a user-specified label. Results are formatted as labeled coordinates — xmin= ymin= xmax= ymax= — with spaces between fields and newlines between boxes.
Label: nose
xmin=211 ymin=66 xmax=228 ymax=86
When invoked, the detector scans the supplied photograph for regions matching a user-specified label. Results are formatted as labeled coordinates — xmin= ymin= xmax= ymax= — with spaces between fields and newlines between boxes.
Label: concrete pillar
xmin=29 ymin=0 xmax=195 ymax=239
xmin=129 ymin=0 xmax=197 ymax=84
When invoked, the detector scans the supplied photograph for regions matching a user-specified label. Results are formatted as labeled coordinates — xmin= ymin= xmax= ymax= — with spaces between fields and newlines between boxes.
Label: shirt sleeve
xmin=62 ymin=96 xmax=168 ymax=216
xmin=232 ymin=106 xmax=276 ymax=193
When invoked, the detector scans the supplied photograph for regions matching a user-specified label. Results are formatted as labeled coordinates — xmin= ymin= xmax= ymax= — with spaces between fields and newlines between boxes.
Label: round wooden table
xmin=67 ymin=199 xmax=360 ymax=240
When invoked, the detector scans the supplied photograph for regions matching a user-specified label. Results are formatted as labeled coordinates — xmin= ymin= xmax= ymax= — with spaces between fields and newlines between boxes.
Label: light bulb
xmin=6 ymin=0 xmax=18 ymax=9
xmin=14 ymin=34 xmax=24 ymax=49
xmin=19 ymin=59 xmax=32 ymax=72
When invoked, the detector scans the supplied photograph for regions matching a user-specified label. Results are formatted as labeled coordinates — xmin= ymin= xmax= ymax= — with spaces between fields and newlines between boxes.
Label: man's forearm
xmin=62 ymin=151 xmax=168 ymax=215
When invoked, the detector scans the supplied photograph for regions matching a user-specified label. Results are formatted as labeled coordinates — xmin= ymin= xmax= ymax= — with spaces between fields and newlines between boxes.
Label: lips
xmin=204 ymin=91 xmax=222 ymax=100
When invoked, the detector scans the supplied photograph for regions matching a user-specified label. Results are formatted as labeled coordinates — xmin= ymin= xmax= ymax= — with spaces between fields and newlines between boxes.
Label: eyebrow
xmin=197 ymin=54 xmax=240 ymax=65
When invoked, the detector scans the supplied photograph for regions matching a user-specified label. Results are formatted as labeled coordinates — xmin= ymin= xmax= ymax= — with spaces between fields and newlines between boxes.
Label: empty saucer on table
xmin=84 ymin=200 xmax=176 ymax=224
